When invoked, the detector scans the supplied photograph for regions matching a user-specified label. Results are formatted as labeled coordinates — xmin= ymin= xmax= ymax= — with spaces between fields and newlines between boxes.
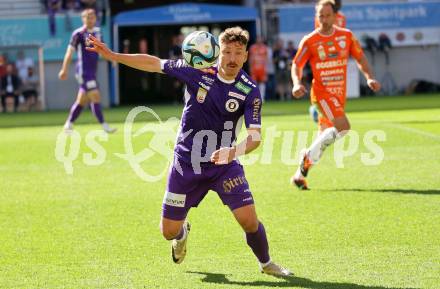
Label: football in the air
xmin=182 ymin=31 xmax=220 ymax=69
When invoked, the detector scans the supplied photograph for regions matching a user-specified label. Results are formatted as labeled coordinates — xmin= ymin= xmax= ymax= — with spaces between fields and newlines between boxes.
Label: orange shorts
xmin=251 ymin=67 xmax=267 ymax=83
xmin=314 ymin=95 xmax=346 ymax=128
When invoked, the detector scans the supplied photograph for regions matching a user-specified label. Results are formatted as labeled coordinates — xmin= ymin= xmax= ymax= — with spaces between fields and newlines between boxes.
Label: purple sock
xmin=90 ymin=102 xmax=104 ymax=124
xmin=246 ymin=222 xmax=270 ymax=264
xmin=67 ymin=103 xmax=83 ymax=123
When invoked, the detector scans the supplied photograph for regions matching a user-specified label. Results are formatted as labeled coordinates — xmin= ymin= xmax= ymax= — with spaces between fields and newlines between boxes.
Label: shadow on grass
xmin=187 ymin=271 xmax=418 ymax=289
xmin=328 ymin=188 xmax=440 ymax=195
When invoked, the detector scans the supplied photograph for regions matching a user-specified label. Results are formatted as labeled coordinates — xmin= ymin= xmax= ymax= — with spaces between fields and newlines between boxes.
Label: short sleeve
xmin=244 ymin=88 xmax=262 ymax=129
xmin=69 ymin=31 xmax=80 ymax=49
xmin=293 ymin=38 xmax=311 ymax=69
xmin=349 ymin=32 xmax=364 ymax=61
xmin=161 ymin=59 xmax=199 ymax=85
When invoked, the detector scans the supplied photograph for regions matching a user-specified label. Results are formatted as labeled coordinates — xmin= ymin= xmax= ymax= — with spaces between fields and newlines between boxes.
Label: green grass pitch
xmin=0 ymin=94 xmax=439 ymax=288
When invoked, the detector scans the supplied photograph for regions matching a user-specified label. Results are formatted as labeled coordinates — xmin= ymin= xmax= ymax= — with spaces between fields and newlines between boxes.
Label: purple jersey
xmin=69 ymin=26 xmax=101 ymax=85
xmin=161 ymin=59 xmax=262 ymax=168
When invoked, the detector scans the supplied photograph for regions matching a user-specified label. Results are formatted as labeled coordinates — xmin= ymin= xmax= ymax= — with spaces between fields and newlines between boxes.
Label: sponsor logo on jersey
xmin=326 ymin=41 xmax=334 ymax=46
xmin=242 ymin=196 xmax=253 ymax=202
xmin=321 ymin=75 xmax=344 ymax=82
xmin=223 ymin=175 xmax=248 ymax=193
xmin=225 ymin=98 xmax=239 ymax=112
xmin=328 ymin=53 xmax=339 ymax=58
xmin=316 ymin=59 xmax=347 ymax=69
xmin=338 ymin=40 xmax=346 ymax=49
xmin=198 ymin=82 xmax=211 ymax=91
xmin=197 ymin=87 xmax=207 ymax=103
xmin=335 ymin=35 xmax=346 ymax=41
xmin=202 ymin=75 xmax=215 ymax=85
xmin=320 ymin=68 xmax=344 ymax=76
xmin=235 ymin=82 xmax=252 ymax=95
xmin=228 ymin=91 xmax=246 ymax=101
xmin=252 ymin=98 xmax=261 ymax=122
xmin=328 ymin=46 xmax=336 ymax=52
xmin=163 ymin=191 xmax=186 ymax=207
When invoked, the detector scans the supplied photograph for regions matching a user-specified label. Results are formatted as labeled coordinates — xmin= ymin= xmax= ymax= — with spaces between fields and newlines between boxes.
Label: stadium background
xmin=0 ymin=0 xmax=439 ymax=110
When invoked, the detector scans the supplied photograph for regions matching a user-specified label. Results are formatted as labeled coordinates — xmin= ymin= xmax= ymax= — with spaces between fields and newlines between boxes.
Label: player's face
xmin=218 ymin=41 xmax=248 ymax=79
xmin=317 ymin=4 xmax=336 ymax=31
xmin=82 ymin=11 xmax=96 ymax=29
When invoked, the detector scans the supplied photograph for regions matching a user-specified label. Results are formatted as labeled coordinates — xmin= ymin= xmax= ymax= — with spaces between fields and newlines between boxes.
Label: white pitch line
xmin=386 ymin=123 xmax=440 ymax=141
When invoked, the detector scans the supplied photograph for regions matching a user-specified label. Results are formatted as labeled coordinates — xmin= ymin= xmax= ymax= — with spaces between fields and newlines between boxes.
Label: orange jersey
xmin=249 ymin=43 xmax=268 ymax=70
xmin=314 ymin=11 xmax=346 ymax=29
xmin=249 ymin=43 xmax=268 ymax=82
xmin=293 ymin=26 xmax=364 ymax=103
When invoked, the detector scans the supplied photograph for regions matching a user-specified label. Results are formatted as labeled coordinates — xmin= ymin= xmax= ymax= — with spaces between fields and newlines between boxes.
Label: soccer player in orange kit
xmin=291 ymin=0 xmax=381 ymax=190
xmin=310 ymin=0 xmax=346 ymax=124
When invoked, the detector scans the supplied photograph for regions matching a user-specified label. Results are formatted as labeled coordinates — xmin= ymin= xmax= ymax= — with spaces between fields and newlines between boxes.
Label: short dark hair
xmin=316 ymin=0 xmax=337 ymax=13
xmin=219 ymin=26 xmax=249 ymax=48
xmin=81 ymin=8 xmax=95 ymax=18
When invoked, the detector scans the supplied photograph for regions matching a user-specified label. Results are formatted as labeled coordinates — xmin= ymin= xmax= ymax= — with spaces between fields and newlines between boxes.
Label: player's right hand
xmin=86 ymin=34 xmax=114 ymax=61
xmin=292 ymin=84 xmax=307 ymax=98
xmin=58 ymin=70 xmax=67 ymax=80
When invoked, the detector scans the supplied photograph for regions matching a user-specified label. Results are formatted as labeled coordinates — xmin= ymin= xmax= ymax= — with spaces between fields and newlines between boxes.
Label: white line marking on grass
xmin=386 ymin=123 xmax=440 ymax=142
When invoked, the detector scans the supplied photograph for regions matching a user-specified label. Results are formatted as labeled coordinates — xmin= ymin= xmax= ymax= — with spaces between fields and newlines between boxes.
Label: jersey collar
xmin=216 ymin=73 xmax=235 ymax=84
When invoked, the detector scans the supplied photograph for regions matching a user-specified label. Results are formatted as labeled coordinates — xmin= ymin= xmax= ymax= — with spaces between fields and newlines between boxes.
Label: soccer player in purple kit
xmin=58 ymin=9 xmax=116 ymax=134
xmin=86 ymin=27 xmax=292 ymax=277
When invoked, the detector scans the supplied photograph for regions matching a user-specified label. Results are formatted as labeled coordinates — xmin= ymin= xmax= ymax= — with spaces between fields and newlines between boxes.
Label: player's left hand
xmin=367 ymin=78 xmax=381 ymax=92
xmin=210 ymin=147 xmax=236 ymax=165
xmin=86 ymin=34 xmax=115 ymax=61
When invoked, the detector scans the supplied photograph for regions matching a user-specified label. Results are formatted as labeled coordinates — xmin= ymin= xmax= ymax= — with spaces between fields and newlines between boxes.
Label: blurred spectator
xmin=139 ymin=37 xmax=148 ymax=54
xmin=0 ymin=54 xmax=7 ymax=79
xmin=22 ymin=67 xmax=39 ymax=111
xmin=286 ymin=41 xmax=297 ymax=59
xmin=265 ymin=42 xmax=276 ymax=100
xmin=169 ymin=34 xmax=183 ymax=59
xmin=249 ymin=36 xmax=268 ymax=102
xmin=47 ymin=0 xmax=62 ymax=36
xmin=80 ymin=0 xmax=96 ymax=9
xmin=273 ymin=39 xmax=290 ymax=100
xmin=123 ymin=39 xmax=130 ymax=54
xmin=64 ymin=0 xmax=79 ymax=31
xmin=169 ymin=34 xmax=184 ymax=104
xmin=1 ymin=64 xmax=21 ymax=113
xmin=15 ymin=51 xmax=35 ymax=81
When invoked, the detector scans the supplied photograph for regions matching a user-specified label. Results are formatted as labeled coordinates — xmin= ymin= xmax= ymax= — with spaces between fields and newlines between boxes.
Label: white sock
xmin=260 ymin=259 xmax=272 ymax=268
xmin=176 ymin=225 xmax=187 ymax=242
xmin=308 ymin=127 xmax=339 ymax=163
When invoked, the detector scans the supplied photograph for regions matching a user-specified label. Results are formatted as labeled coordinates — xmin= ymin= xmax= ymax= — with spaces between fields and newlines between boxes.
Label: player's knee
xmin=240 ymin=218 xmax=259 ymax=233
xmin=336 ymin=122 xmax=350 ymax=133
xmin=161 ymin=226 xmax=179 ymax=240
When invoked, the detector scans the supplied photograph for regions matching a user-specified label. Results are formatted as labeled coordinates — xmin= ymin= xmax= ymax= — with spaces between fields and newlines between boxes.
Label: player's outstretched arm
xmin=210 ymin=128 xmax=261 ymax=165
xmin=291 ymin=62 xmax=307 ymax=98
xmin=58 ymin=46 xmax=74 ymax=80
xmin=86 ymin=35 xmax=162 ymax=73
xmin=356 ymin=55 xmax=381 ymax=92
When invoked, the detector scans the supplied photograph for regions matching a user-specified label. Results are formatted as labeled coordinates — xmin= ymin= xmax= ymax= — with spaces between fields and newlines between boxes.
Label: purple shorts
xmin=76 ymin=75 xmax=99 ymax=93
xmin=162 ymin=159 xmax=255 ymax=221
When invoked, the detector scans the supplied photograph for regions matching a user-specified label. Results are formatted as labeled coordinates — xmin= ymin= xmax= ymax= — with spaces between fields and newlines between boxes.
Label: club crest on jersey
xmin=235 ymin=82 xmax=251 ymax=95
xmin=338 ymin=40 xmax=346 ymax=49
xmin=225 ymin=99 xmax=239 ymax=112
xmin=197 ymin=87 xmax=207 ymax=103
